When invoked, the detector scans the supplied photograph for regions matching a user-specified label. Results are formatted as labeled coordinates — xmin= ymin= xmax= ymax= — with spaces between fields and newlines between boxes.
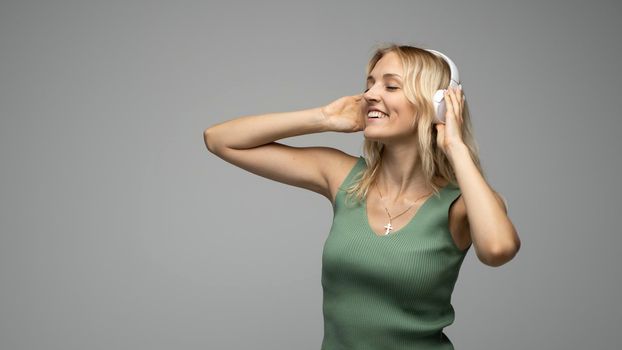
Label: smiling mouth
xmin=367 ymin=111 xmax=389 ymax=119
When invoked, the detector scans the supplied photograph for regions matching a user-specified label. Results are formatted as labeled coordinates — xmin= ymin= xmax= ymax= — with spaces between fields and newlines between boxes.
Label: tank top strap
xmin=432 ymin=182 xmax=462 ymax=224
xmin=439 ymin=182 xmax=462 ymax=211
xmin=333 ymin=156 xmax=366 ymax=212
xmin=431 ymin=183 xmax=470 ymax=253
xmin=338 ymin=156 xmax=366 ymax=191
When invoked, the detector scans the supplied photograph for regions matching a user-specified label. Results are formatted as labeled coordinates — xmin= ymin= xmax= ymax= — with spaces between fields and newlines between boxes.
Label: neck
xmin=375 ymin=143 xmax=445 ymax=204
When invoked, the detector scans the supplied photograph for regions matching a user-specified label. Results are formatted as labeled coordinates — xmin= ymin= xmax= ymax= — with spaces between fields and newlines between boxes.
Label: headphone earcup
xmin=432 ymin=89 xmax=446 ymax=124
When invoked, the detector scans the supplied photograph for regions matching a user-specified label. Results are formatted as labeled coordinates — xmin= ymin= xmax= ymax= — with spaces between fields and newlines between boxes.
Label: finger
xmin=450 ymin=88 xmax=461 ymax=119
xmin=444 ymin=90 xmax=455 ymax=118
xmin=460 ymin=96 xmax=465 ymax=121
xmin=459 ymin=90 xmax=465 ymax=119
xmin=450 ymin=88 xmax=462 ymax=123
xmin=435 ymin=123 xmax=444 ymax=148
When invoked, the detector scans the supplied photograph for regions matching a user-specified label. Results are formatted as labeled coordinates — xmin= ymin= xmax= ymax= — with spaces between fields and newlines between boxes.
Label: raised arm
xmin=203 ymin=95 xmax=367 ymax=203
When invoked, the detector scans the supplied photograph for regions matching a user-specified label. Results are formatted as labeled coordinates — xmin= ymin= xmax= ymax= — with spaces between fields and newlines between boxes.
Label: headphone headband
xmin=423 ymin=49 xmax=461 ymax=88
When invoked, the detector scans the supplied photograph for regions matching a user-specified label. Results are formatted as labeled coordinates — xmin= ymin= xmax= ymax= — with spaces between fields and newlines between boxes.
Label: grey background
xmin=1 ymin=0 xmax=620 ymax=349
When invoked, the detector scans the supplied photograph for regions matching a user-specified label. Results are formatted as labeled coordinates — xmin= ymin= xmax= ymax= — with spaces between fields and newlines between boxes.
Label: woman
xmin=204 ymin=44 xmax=520 ymax=349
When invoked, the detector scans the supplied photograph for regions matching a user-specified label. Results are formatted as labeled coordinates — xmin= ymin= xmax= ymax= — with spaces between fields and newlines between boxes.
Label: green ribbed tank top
xmin=321 ymin=156 xmax=470 ymax=350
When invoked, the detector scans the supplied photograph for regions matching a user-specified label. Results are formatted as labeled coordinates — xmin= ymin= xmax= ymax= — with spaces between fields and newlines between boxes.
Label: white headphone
xmin=423 ymin=49 xmax=462 ymax=124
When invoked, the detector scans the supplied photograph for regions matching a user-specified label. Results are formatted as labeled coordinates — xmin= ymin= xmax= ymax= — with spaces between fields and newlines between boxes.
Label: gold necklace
xmin=374 ymin=182 xmax=433 ymax=235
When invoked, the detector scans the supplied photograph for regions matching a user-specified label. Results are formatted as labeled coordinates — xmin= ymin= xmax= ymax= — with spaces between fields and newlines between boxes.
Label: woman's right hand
xmin=321 ymin=94 xmax=367 ymax=133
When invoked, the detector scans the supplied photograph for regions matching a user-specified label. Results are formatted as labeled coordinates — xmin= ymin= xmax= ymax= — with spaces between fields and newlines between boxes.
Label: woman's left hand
xmin=435 ymin=86 xmax=466 ymax=155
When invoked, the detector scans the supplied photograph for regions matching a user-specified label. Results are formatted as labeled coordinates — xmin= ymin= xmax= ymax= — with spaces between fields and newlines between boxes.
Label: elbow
xmin=478 ymin=236 xmax=521 ymax=267
xmin=203 ymin=128 xmax=220 ymax=154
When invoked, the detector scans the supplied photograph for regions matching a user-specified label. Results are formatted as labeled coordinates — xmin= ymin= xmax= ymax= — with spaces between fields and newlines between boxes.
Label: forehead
xmin=368 ymin=51 xmax=403 ymax=79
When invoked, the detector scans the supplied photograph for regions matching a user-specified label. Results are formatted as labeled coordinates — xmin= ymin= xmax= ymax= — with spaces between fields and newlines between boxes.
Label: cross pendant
xmin=383 ymin=222 xmax=393 ymax=235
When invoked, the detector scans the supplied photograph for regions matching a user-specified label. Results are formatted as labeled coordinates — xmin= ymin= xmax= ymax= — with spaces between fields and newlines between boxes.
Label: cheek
xmin=392 ymin=102 xmax=416 ymax=121
xmin=390 ymin=97 xmax=414 ymax=114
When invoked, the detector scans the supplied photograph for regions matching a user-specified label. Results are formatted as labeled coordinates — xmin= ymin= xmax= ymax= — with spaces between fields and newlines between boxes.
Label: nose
xmin=363 ymin=85 xmax=380 ymax=103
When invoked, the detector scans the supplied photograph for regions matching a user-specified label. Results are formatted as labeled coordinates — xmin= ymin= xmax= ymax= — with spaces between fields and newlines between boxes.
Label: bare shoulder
xmin=321 ymin=151 xmax=359 ymax=207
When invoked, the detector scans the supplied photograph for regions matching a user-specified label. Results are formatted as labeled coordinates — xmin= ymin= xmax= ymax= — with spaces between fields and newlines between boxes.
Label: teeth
xmin=367 ymin=111 xmax=388 ymax=118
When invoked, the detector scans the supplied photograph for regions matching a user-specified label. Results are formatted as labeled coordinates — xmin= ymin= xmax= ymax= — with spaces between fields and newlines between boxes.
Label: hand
xmin=321 ymin=94 xmax=367 ymax=133
xmin=435 ymin=86 xmax=466 ymax=155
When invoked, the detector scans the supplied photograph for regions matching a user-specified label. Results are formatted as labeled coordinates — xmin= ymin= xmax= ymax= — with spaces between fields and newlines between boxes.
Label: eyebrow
xmin=366 ymin=73 xmax=403 ymax=81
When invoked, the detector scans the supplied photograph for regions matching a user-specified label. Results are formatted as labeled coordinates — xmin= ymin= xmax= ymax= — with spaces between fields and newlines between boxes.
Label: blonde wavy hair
xmin=343 ymin=43 xmax=486 ymax=207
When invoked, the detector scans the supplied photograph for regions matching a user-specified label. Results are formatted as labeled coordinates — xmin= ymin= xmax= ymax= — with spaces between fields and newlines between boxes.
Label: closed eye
xmin=364 ymin=86 xmax=399 ymax=92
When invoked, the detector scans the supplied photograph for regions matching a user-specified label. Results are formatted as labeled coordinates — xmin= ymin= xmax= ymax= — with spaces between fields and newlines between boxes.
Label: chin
xmin=363 ymin=130 xmax=386 ymax=142
xmin=362 ymin=128 xmax=374 ymax=138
